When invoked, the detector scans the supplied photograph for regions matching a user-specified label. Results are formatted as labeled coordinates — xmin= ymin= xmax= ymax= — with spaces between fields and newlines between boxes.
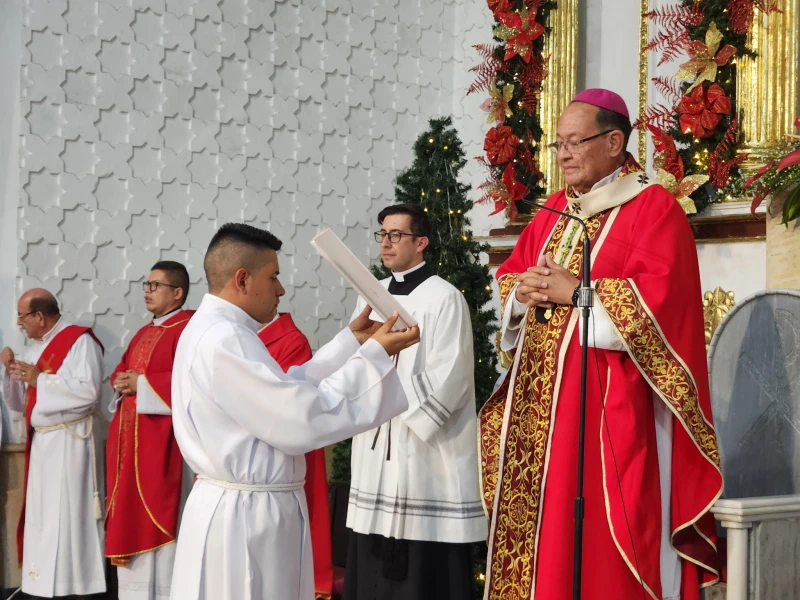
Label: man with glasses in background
xmin=106 ymin=261 xmax=194 ymax=600
xmin=344 ymin=204 xmax=485 ymax=600
xmin=480 ymin=89 xmax=722 ymax=600
xmin=1 ymin=288 xmax=106 ymax=597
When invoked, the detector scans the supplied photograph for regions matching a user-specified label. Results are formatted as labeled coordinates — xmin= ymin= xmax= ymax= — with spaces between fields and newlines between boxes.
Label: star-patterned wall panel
xmin=16 ymin=0 xmax=489 ymax=422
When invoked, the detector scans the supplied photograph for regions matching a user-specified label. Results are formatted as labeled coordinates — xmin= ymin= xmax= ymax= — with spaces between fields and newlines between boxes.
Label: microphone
xmin=521 ymin=197 xmax=593 ymax=600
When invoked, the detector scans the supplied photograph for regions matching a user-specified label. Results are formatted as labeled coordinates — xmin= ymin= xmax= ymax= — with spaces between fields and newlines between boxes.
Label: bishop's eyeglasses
xmin=547 ymin=130 xmax=616 ymax=155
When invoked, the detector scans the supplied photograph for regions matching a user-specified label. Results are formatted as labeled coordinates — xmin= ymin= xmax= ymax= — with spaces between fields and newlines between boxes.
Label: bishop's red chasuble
xmin=17 ymin=325 xmax=102 ymax=562
xmin=259 ymin=313 xmax=334 ymax=599
xmin=105 ymin=310 xmax=194 ymax=565
xmin=479 ymin=162 xmax=723 ymax=600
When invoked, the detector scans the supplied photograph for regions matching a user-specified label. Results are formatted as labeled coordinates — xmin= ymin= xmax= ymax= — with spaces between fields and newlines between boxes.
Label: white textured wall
xmin=10 ymin=0 xmax=472 ymax=373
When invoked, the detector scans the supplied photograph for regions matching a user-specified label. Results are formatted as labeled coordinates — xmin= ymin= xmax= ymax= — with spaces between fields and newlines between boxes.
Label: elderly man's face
xmin=555 ymin=103 xmax=625 ymax=194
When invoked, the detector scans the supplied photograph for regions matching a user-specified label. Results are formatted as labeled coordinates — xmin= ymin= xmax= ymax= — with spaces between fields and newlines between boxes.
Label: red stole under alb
xmin=17 ymin=325 xmax=102 ymax=563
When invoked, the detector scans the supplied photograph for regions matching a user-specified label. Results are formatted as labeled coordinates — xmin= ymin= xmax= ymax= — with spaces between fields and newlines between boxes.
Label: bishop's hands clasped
xmin=349 ymin=305 xmax=420 ymax=356
xmin=515 ymin=255 xmax=580 ymax=309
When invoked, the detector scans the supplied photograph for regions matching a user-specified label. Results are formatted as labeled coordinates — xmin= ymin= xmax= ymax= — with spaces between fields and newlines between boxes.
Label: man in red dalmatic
xmin=259 ymin=313 xmax=334 ymax=599
xmin=105 ymin=261 xmax=194 ymax=600
xmin=479 ymin=89 xmax=723 ymax=600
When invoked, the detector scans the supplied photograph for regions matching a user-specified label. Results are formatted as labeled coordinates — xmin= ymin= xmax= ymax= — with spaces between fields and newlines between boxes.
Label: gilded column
xmin=638 ymin=0 xmax=650 ymax=164
xmin=736 ymin=0 xmax=799 ymax=171
xmin=537 ymin=0 xmax=579 ymax=196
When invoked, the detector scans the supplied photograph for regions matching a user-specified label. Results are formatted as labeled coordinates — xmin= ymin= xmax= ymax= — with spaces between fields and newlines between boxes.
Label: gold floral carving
xmin=702 ymin=287 xmax=735 ymax=346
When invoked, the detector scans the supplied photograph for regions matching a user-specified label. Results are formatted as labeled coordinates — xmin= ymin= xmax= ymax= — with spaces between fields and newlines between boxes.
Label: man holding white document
xmin=169 ymin=222 xmax=419 ymax=600
xmin=344 ymin=204 xmax=486 ymax=600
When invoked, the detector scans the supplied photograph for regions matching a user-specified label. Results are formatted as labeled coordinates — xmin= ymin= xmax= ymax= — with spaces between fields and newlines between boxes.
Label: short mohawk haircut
xmin=204 ymin=223 xmax=283 ymax=292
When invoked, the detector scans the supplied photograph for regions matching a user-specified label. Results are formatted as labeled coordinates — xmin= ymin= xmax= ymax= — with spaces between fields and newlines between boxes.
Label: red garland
xmin=648 ymin=125 xmax=684 ymax=180
xmin=708 ymin=118 xmax=747 ymax=188
xmin=726 ymin=0 xmax=781 ymax=35
xmin=677 ymin=84 xmax=731 ymax=139
xmin=472 ymin=0 xmax=550 ymax=220
xmin=502 ymin=163 xmax=527 ymax=201
xmin=484 ymin=125 xmax=521 ymax=165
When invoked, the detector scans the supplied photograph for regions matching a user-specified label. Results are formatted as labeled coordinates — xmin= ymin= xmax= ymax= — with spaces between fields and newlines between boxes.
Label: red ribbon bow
xmin=484 ymin=125 xmax=520 ymax=165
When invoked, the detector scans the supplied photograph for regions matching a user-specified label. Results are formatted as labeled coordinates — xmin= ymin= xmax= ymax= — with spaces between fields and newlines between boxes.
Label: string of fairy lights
xmin=417 ymin=135 xmax=493 ymax=299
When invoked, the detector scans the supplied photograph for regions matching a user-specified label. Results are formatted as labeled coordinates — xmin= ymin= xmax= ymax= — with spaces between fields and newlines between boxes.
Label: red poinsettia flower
xmin=678 ymin=84 xmax=731 ymax=138
xmin=493 ymin=8 xmax=545 ymax=63
xmin=676 ymin=22 xmax=737 ymax=92
xmin=488 ymin=0 xmax=511 ymax=14
xmin=795 ymin=115 xmax=800 ymax=131
xmin=484 ymin=125 xmax=520 ymax=165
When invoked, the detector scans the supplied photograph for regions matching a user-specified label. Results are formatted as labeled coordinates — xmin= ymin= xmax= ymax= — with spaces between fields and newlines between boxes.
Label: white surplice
xmin=1 ymin=318 xmax=106 ymax=598
xmin=348 ymin=274 xmax=486 ymax=544
xmin=169 ymin=294 xmax=408 ymax=600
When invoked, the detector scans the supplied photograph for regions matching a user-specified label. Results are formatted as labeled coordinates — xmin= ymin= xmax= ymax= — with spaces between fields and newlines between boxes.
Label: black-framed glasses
xmin=374 ymin=231 xmax=418 ymax=243
xmin=16 ymin=311 xmax=39 ymax=320
xmin=547 ymin=130 xmax=617 ymax=155
xmin=142 ymin=281 xmax=179 ymax=292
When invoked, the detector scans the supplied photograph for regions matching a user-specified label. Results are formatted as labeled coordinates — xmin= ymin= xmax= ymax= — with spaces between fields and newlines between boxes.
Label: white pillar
xmin=721 ymin=521 xmax=751 ymax=600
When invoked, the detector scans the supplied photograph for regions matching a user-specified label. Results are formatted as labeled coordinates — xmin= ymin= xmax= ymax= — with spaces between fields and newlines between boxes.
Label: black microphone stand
xmin=524 ymin=201 xmax=592 ymax=600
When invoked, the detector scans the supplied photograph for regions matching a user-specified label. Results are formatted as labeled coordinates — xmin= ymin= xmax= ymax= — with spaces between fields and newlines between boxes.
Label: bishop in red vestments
xmin=106 ymin=261 xmax=194 ymax=600
xmin=479 ymin=90 xmax=723 ymax=600
xmin=258 ymin=313 xmax=334 ymax=599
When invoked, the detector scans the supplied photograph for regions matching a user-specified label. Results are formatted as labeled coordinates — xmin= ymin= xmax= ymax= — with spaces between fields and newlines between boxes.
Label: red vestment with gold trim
xmin=105 ymin=310 xmax=194 ymax=565
xmin=480 ymin=173 xmax=722 ymax=600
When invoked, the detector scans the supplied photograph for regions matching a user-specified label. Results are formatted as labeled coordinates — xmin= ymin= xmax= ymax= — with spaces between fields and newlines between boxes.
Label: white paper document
xmin=311 ymin=228 xmax=417 ymax=331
